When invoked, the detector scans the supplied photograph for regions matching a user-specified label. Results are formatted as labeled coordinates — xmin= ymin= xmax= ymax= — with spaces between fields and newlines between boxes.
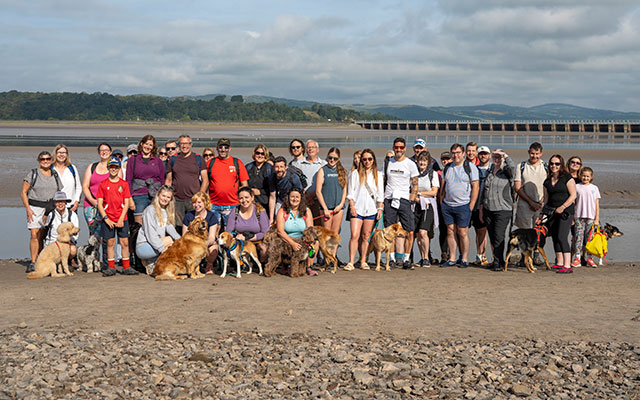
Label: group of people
xmin=21 ymin=134 xmax=601 ymax=277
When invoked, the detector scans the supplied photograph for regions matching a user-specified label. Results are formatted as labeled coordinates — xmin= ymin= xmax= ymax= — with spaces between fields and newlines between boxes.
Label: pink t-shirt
xmin=575 ymin=183 xmax=600 ymax=219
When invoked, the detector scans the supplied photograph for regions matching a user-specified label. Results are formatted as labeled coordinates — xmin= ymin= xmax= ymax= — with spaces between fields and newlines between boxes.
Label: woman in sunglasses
xmin=21 ymin=151 xmax=62 ymax=272
xmin=136 ymin=185 xmax=181 ymax=275
xmin=125 ymin=135 xmax=165 ymax=225
xmin=541 ymin=154 xmax=577 ymax=274
xmin=566 ymin=156 xmax=583 ymax=181
xmin=315 ymin=147 xmax=348 ymax=234
xmin=245 ymin=144 xmax=274 ymax=214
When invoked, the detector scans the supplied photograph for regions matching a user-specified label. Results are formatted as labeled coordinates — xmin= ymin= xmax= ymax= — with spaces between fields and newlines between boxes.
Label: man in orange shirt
xmin=207 ymin=138 xmax=249 ymax=228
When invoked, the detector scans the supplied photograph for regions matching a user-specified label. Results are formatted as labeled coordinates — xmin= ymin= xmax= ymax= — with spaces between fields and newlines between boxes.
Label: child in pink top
xmin=572 ymin=167 xmax=600 ymax=267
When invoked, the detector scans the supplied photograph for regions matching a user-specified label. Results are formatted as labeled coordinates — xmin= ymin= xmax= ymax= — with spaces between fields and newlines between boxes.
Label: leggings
xmin=548 ymin=213 xmax=573 ymax=253
xmin=573 ymin=218 xmax=594 ymax=258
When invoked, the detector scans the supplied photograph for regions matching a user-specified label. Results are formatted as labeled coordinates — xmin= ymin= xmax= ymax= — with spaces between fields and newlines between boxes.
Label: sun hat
xmin=107 ymin=156 xmax=122 ymax=168
xmin=478 ymin=146 xmax=491 ymax=154
xmin=52 ymin=191 xmax=71 ymax=202
xmin=413 ymin=138 xmax=426 ymax=148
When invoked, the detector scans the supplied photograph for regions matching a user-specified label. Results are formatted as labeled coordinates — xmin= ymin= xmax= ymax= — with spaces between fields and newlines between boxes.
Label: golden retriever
xmin=217 ymin=231 xmax=262 ymax=278
xmin=28 ymin=222 xmax=80 ymax=279
xmin=365 ymin=223 xmax=407 ymax=271
xmin=153 ymin=217 xmax=208 ymax=281
xmin=312 ymin=226 xmax=341 ymax=274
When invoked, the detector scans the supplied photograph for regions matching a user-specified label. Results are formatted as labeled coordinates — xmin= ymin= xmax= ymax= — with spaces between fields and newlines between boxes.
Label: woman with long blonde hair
xmin=316 ymin=147 xmax=348 ymax=234
xmin=135 ymin=185 xmax=181 ymax=274
xmin=183 ymin=191 xmax=220 ymax=274
xmin=52 ymin=144 xmax=82 ymax=213
xmin=344 ymin=148 xmax=384 ymax=270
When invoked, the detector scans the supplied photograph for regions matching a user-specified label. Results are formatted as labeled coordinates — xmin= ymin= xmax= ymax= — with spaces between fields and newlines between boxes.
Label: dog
xmin=263 ymin=227 xmax=318 ymax=278
xmin=153 ymin=217 xmax=208 ymax=281
xmin=217 ymin=232 xmax=263 ymax=278
xmin=77 ymin=233 xmax=101 ymax=273
xmin=504 ymin=213 xmax=553 ymax=273
xmin=28 ymin=222 xmax=80 ymax=279
xmin=592 ymin=223 xmax=624 ymax=266
xmin=311 ymin=226 xmax=341 ymax=274
xmin=365 ymin=223 xmax=407 ymax=271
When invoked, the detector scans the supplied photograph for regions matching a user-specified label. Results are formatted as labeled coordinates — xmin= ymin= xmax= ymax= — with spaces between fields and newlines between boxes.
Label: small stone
xmin=571 ymin=364 xmax=583 ymax=373
xmin=25 ymin=344 xmax=37 ymax=350
xmin=18 ymin=322 xmax=27 ymax=329
xmin=381 ymin=362 xmax=400 ymax=373
xmin=331 ymin=351 xmax=349 ymax=363
xmin=188 ymin=352 xmax=215 ymax=363
xmin=352 ymin=369 xmax=374 ymax=385
xmin=510 ymin=383 xmax=532 ymax=397
xmin=150 ymin=359 xmax=163 ymax=367
xmin=153 ymin=375 xmax=164 ymax=385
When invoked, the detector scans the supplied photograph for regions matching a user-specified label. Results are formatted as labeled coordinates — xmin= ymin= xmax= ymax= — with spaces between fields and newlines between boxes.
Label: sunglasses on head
xmin=166 ymin=146 xmax=177 ymax=150
xmin=160 ymin=184 xmax=174 ymax=192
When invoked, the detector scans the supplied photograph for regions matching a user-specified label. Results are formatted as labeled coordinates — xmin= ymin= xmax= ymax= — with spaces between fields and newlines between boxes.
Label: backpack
xmin=169 ymin=154 xmax=203 ymax=171
xmin=44 ymin=209 xmax=72 ymax=242
xmin=28 ymin=167 xmax=62 ymax=196
xmin=442 ymin=160 xmax=473 ymax=183
xmin=287 ymin=162 xmax=308 ymax=189
xmin=208 ymin=156 xmax=240 ymax=184
xmin=513 ymin=160 xmax=548 ymax=202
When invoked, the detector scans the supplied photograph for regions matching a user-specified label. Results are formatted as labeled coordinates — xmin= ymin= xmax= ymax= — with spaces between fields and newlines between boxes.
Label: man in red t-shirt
xmin=97 ymin=156 xmax=137 ymax=276
xmin=207 ymin=138 xmax=248 ymax=228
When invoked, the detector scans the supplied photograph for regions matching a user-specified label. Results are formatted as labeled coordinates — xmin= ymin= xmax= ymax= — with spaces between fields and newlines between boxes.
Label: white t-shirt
xmin=384 ymin=157 xmax=419 ymax=200
xmin=575 ymin=183 xmax=600 ymax=219
xmin=44 ymin=209 xmax=80 ymax=246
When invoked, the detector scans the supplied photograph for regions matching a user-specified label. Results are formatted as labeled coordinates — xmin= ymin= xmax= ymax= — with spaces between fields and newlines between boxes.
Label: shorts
xmin=515 ymin=201 xmax=540 ymax=229
xmin=383 ymin=198 xmax=415 ymax=232
xmin=441 ymin=202 xmax=472 ymax=228
xmin=27 ymin=205 xmax=46 ymax=229
xmin=415 ymin=206 xmax=435 ymax=235
xmin=355 ymin=214 xmax=377 ymax=221
xmin=471 ymin=209 xmax=486 ymax=229
xmin=101 ymin=219 xmax=130 ymax=239
xmin=132 ymin=194 xmax=152 ymax=216
xmin=211 ymin=204 xmax=236 ymax=229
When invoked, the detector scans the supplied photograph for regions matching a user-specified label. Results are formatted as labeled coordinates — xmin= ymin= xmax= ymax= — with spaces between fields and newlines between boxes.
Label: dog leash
xmin=312 ymin=210 xmax=336 ymax=221
xmin=367 ymin=213 xmax=383 ymax=243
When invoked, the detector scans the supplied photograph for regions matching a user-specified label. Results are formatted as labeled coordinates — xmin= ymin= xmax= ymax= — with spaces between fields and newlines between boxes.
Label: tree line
xmin=0 ymin=91 xmax=395 ymax=122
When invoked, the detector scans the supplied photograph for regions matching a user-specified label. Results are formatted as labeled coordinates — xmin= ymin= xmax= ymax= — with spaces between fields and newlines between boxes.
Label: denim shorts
xmin=211 ymin=204 xmax=236 ymax=228
xmin=441 ymin=202 xmax=472 ymax=228
xmin=132 ymin=194 xmax=152 ymax=216
xmin=354 ymin=214 xmax=376 ymax=221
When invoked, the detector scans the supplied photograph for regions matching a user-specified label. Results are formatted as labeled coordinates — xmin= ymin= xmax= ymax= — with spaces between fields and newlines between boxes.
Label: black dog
xmin=503 ymin=213 xmax=553 ymax=273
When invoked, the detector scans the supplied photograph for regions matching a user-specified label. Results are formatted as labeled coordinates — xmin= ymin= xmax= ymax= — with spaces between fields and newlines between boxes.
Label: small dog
xmin=77 ymin=234 xmax=101 ymax=273
xmin=217 ymin=232 xmax=263 ymax=278
xmin=366 ymin=223 xmax=407 ymax=271
xmin=263 ymin=227 xmax=318 ymax=278
xmin=312 ymin=226 xmax=341 ymax=274
xmin=28 ymin=222 xmax=80 ymax=279
xmin=504 ymin=212 xmax=554 ymax=273
xmin=153 ymin=217 xmax=208 ymax=281
xmin=594 ymin=223 xmax=624 ymax=266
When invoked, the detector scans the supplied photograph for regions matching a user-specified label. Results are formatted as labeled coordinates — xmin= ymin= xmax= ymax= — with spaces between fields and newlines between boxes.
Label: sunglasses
xmin=570 ymin=160 xmax=582 ymax=165
xmin=361 ymin=157 xmax=373 ymax=162
xmin=166 ymin=146 xmax=177 ymax=150
xmin=179 ymin=142 xmax=191 ymax=146
xmin=160 ymin=184 xmax=174 ymax=192
xmin=128 ymin=151 xmax=137 ymax=155
xmin=327 ymin=156 xmax=339 ymax=161
xmin=549 ymin=162 xmax=562 ymax=166
xmin=254 ymin=151 xmax=265 ymax=156
xmin=290 ymin=145 xmax=302 ymax=150
xmin=203 ymin=153 xmax=214 ymax=157
xmin=218 ymin=145 xmax=229 ymax=150
xmin=159 ymin=151 xmax=167 ymax=156
xmin=39 ymin=157 xmax=52 ymax=161
xmin=393 ymin=146 xmax=405 ymax=150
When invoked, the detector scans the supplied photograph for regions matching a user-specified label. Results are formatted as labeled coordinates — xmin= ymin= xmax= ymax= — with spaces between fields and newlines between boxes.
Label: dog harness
xmin=225 ymin=239 xmax=245 ymax=266
xmin=534 ymin=225 xmax=548 ymax=244
xmin=301 ymin=241 xmax=315 ymax=258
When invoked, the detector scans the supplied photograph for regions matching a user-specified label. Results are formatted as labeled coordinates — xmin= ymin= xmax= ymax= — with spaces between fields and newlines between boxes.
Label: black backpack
xmin=287 ymin=163 xmax=308 ymax=189
xmin=208 ymin=156 xmax=240 ymax=184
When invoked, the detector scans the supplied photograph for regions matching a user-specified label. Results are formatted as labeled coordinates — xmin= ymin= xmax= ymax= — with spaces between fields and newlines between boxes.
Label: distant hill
xmin=344 ymin=103 xmax=640 ymax=121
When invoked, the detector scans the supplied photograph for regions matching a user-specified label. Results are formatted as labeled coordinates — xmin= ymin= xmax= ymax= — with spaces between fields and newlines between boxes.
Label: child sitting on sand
xmin=572 ymin=167 xmax=600 ymax=268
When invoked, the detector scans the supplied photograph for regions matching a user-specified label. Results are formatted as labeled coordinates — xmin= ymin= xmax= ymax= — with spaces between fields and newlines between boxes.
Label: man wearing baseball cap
xmin=471 ymin=146 xmax=492 ymax=266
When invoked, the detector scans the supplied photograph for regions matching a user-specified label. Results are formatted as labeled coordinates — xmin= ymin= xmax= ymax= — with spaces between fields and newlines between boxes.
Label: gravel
xmin=1 ymin=327 xmax=639 ymax=399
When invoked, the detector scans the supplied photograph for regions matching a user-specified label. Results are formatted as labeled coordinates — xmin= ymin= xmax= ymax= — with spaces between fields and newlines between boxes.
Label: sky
xmin=1 ymin=0 xmax=640 ymax=111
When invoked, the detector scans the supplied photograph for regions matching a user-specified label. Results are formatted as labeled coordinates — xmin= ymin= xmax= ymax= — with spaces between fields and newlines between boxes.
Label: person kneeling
xmin=43 ymin=191 xmax=81 ymax=268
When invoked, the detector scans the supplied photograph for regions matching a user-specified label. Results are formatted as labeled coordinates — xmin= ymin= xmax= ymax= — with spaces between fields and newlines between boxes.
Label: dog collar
xmin=302 ymin=241 xmax=315 ymax=258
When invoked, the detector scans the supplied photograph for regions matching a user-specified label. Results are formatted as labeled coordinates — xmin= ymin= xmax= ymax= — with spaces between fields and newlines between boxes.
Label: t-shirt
xmin=170 ymin=154 xmax=205 ymax=202
xmin=182 ymin=210 xmax=219 ymax=231
xmin=417 ymin=169 xmax=440 ymax=192
xmin=274 ymin=171 xmax=303 ymax=203
xmin=24 ymin=169 xmax=59 ymax=202
xmin=207 ymin=157 xmax=249 ymax=206
xmin=575 ymin=183 xmax=600 ymax=219
xmin=125 ymin=154 xmax=165 ymax=196
xmin=246 ymin=161 xmax=274 ymax=208
xmin=292 ymin=158 xmax=326 ymax=192
xmin=96 ymin=178 xmax=131 ymax=221
xmin=384 ymin=157 xmax=419 ymax=200
xmin=44 ymin=209 xmax=80 ymax=246
xmin=515 ymin=161 xmax=546 ymax=204
xmin=443 ymin=162 xmax=480 ymax=207
xmin=543 ymin=174 xmax=575 ymax=213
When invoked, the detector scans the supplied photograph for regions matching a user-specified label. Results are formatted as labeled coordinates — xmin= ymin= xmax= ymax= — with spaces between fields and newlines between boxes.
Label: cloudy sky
xmin=2 ymin=0 xmax=639 ymax=111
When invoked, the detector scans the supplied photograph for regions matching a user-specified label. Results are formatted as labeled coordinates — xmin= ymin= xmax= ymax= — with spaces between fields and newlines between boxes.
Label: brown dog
xmin=312 ymin=226 xmax=341 ymax=274
xmin=153 ymin=217 xmax=208 ymax=281
xmin=28 ymin=222 xmax=80 ymax=279
xmin=263 ymin=227 xmax=318 ymax=278
xmin=217 ymin=232 xmax=262 ymax=278
xmin=366 ymin=223 xmax=407 ymax=271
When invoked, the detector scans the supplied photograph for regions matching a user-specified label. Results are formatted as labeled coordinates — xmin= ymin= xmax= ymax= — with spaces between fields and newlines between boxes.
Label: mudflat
xmin=2 ymin=260 xmax=638 ymax=343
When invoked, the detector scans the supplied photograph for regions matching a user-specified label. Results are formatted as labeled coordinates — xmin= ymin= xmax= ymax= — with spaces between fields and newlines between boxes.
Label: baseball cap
xmin=107 ymin=156 xmax=122 ymax=168
xmin=478 ymin=146 xmax=491 ymax=154
xmin=413 ymin=138 xmax=426 ymax=148
xmin=127 ymin=144 xmax=138 ymax=153
xmin=217 ymin=138 xmax=231 ymax=147
xmin=440 ymin=151 xmax=452 ymax=160
xmin=112 ymin=149 xmax=124 ymax=157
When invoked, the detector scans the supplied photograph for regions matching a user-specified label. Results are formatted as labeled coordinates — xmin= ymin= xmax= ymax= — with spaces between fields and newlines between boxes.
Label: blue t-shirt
xmin=183 ymin=210 xmax=219 ymax=230
xmin=273 ymin=171 xmax=303 ymax=203
xmin=443 ymin=162 xmax=479 ymax=207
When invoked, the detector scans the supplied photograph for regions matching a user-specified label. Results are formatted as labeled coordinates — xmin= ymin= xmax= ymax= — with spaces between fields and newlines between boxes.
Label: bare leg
xmin=446 ymin=224 xmax=457 ymax=261
xmin=457 ymin=226 xmax=470 ymax=262
xmin=29 ymin=228 xmax=40 ymax=263
xmin=349 ymin=218 xmax=363 ymax=265
xmin=359 ymin=219 xmax=375 ymax=266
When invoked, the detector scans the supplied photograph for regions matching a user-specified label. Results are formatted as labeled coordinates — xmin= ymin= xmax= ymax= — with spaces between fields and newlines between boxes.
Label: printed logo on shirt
xmin=389 ymin=169 xmax=406 ymax=176
xmin=229 ymin=166 xmax=236 ymax=173
xmin=118 ymin=185 xmax=123 ymax=193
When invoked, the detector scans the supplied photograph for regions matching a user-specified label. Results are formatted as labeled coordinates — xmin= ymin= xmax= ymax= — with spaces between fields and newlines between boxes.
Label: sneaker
xmin=556 ymin=267 xmax=573 ymax=274
xmin=570 ymin=258 xmax=581 ymax=268
xmin=476 ymin=254 xmax=489 ymax=266
xmin=307 ymin=267 xmax=318 ymax=276
xmin=26 ymin=262 xmax=35 ymax=273
xmin=421 ymin=259 xmax=431 ymax=268
xmin=343 ymin=263 xmax=355 ymax=271
xmin=402 ymin=261 xmax=414 ymax=270
xmin=492 ymin=262 xmax=503 ymax=272
xmin=122 ymin=267 xmax=139 ymax=275
xmin=456 ymin=256 xmax=462 ymax=265
xmin=441 ymin=260 xmax=456 ymax=268
xmin=458 ymin=261 xmax=469 ymax=268
xmin=586 ymin=259 xmax=597 ymax=268
xmin=550 ymin=264 xmax=563 ymax=270
xmin=102 ymin=268 xmax=116 ymax=277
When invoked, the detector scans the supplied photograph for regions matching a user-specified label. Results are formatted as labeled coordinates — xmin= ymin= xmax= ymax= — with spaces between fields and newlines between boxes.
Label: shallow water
xmin=2 ymin=206 xmax=636 ymax=262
